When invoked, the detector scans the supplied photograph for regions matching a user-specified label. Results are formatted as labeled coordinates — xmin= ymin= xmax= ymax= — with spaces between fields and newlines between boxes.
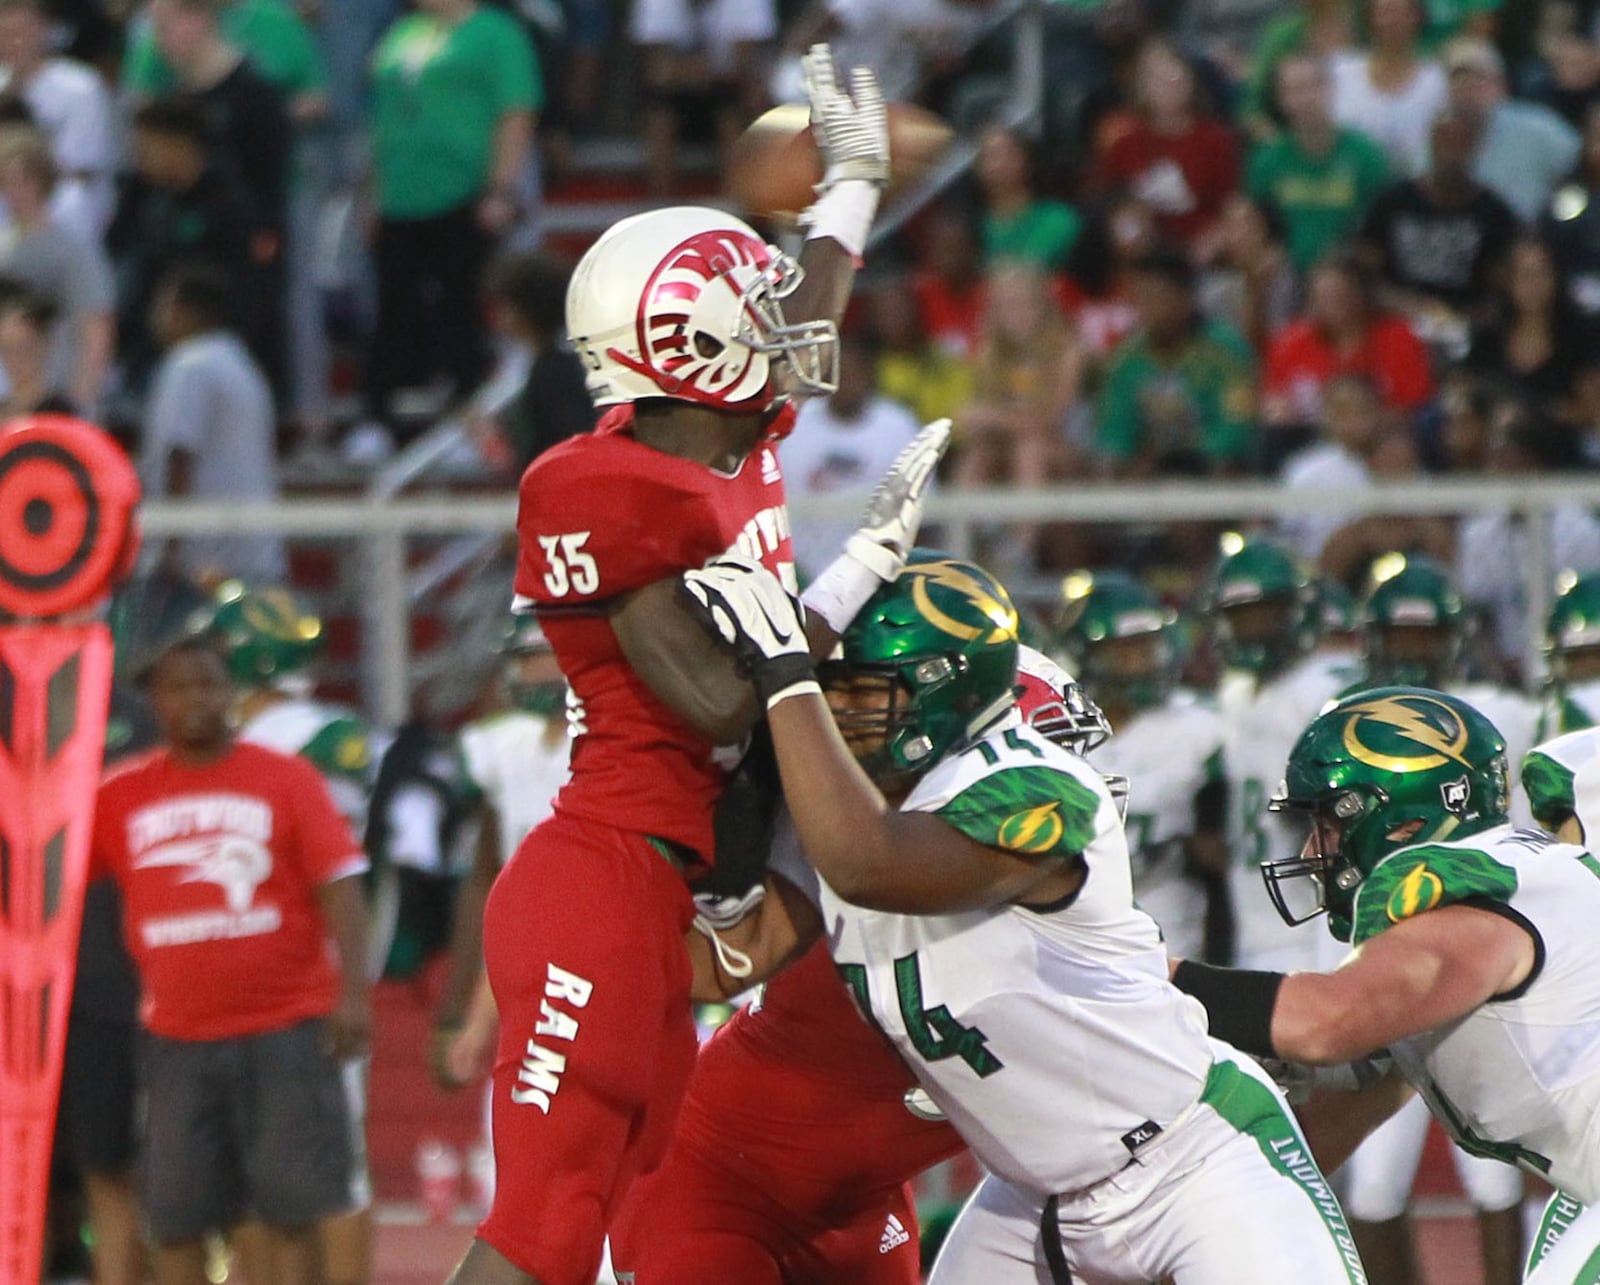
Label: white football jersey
xmin=817 ymin=717 xmax=1215 ymax=1195
xmin=1538 ymin=678 xmax=1600 ymax=742
xmin=457 ymin=712 xmax=571 ymax=865
xmin=1218 ymin=654 xmax=1346 ymax=970
xmin=1093 ymin=691 xmax=1224 ymax=960
xmin=1346 ymin=825 xmax=1600 ymax=1203
xmin=239 ymin=697 xmax=378 ymax=829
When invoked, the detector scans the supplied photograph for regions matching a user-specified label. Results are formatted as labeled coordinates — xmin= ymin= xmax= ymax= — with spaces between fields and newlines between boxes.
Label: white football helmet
xmin=565 ymin=206 xmax=838 ymax=412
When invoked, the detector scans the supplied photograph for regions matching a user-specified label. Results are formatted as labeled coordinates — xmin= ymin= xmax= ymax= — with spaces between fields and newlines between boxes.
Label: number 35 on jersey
xmin=539 ymin=532 xmax=599 ymax=598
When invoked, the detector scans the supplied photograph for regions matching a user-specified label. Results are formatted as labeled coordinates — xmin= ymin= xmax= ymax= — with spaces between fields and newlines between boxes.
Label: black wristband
xmin=751 ymin=653 xmax=816 ymax=707
xmin=1171 ymin=960 xmax=1285 ymax=1058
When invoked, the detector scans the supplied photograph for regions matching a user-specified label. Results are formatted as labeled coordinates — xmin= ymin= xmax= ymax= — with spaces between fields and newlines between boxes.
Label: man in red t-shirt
xmin=90 ymin=633 xmax=370 ymax=1285
xmin=453 ymin=47 xmax=949 ymax=1285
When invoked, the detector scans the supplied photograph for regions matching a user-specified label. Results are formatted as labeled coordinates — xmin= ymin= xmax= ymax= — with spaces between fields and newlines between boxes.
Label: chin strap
xmin=692 ymin=916 xmax=755 ymax=981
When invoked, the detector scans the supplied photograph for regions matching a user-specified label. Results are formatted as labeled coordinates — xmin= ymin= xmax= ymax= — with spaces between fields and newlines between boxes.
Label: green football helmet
xmin=497 ymin=612 xmax=565 ymax=717
xmin=206 ymin=581 xmax=324 ymax=687
xmin=1360 ymin=554 xmax=1465 ymax=688
xmin=1055 ymin=569 xmax=1177 ymax=712
xmin=823 ymin=550 xmax=1020 ymax=781
xmin=1204 ymin=536 xmax=1318 ymax=676
xmin=1546 ymin=571 xmax=1600 ymax=681
xmin=1265 ymin=686 xmax=1509 ymax=940
xmin=1317 ymin=579 xmax=1358 ymax=642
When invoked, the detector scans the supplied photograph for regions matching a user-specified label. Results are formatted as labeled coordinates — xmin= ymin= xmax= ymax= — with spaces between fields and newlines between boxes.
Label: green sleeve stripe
xmin=1351 ymin=844 xmax=1518 ymax=944
xmin=302 ymin=718 xmax=374 ymax=784
xmin=1521 ymin=751 xmax=1576 ymax=829
xmin=1200 ymin=1059 xmax=1367 ymax=1283
xmin=936 ymin=765 xmax=1101 ymax=857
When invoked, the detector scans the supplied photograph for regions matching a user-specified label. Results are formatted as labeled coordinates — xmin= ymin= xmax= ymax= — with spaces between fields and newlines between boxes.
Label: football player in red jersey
xmin=448 ymin=47 xmax=951 ymax=1285
xmin=609 ymin=649 xmax=1112 ymax=1285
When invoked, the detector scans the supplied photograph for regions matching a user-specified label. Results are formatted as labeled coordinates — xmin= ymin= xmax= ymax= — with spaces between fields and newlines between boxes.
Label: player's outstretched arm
xmin=765 ymin=695 xmax=1084 ymax=913
xmin=613 ymin=578 xmax=764 ymax=744
xmin=680 ymin=557 xmax=1082 ymax=912
xmin=1174 ymin=903 xmax=1538 ymax=1065
xmin=784 ymin=45 xmax=889 ymax=332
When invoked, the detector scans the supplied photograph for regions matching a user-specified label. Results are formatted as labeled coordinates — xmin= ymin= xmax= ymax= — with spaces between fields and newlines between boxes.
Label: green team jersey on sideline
xmin=239 ymin=697 xmax=376 ymax=831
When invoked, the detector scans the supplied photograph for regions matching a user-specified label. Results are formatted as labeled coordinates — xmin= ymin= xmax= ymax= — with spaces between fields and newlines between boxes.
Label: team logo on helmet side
xmin=998 ymin=802 xmax=1065 ymax=853
xmin=624 ymin=229 xmax=774 ymax=404
xmin=1385 ymin=864 xmax=1444 ymax=923
xmin=906 ymin=560 xmax=1019 ymax=643
xmin=1340 ymin=694 xmax=1471 ymax=773
xmin=238 ymin=588 xmax=320 ymax=644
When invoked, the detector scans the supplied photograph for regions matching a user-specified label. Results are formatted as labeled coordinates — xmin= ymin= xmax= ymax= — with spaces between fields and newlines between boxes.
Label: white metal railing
xmin=139 ymin=477 xmax=1598 ymax=726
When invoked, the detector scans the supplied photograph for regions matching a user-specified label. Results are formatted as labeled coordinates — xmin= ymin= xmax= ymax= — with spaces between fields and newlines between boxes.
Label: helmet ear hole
xmin=694 ymin=332 xmax=725 ymax=359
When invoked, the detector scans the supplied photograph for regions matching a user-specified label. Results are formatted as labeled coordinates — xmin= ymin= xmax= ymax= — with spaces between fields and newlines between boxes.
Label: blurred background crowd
xmin=17 ymin=0 xmax=1600 ymax=681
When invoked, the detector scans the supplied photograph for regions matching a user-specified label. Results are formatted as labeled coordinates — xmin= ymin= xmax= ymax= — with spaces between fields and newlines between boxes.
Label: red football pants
xmin=477 ymin=812 xmax=697 ymax=1285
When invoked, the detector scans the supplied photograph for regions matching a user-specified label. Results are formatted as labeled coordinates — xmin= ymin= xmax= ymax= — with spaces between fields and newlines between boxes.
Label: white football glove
xmin=681 ymin=555 xmax=818 ymax=707
xmin=802 ymin=43 xmax=890 ymax=189
xmin=845 ymin=417 xmax=952 ymax=581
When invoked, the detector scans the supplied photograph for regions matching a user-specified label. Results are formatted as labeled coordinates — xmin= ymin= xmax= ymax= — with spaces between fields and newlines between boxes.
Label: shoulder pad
xmin=303 ymin=716 xmax=374 ymax=782
xmin=933 ymin=759 xmax=1104 ymax=858
xmin=1351 ymin=842 xmax=1520 ymax=945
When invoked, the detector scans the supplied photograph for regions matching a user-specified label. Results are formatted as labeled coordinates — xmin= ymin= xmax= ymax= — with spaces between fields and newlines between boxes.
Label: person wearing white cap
xmin=1445 ymin=35 xmax=1579 ymax=222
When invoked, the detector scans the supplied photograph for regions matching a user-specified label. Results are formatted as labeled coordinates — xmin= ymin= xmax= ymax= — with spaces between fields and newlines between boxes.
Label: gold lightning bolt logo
xmin=240 ymin=589 xmax=321 ymax=643
xmin=1385 ymin=862 xmax=1444 ymax=923
xmin=1341 ymin=695 xmax=1470 ymax=773
xmin=906 ymin=560 xmax=1019 ymax=644
xmin=998 ymin=802 xmax=1064 ymax=853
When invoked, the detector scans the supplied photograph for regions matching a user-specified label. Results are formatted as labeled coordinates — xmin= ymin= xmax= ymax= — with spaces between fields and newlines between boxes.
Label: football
xmin=725 ymin=101 xmax=955 ymax=221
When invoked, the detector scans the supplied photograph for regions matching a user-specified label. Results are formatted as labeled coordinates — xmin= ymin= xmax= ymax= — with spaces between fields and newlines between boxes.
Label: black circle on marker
xmin=0 ymin=438 xmax=98 ymax=591
xmin=23 ymin=496 xmax=50 ymax=535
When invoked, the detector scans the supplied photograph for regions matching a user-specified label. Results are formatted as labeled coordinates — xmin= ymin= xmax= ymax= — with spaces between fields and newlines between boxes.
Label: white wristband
xmin=801 ymin=551 xmax=886 ymax=634
xmin=800 ymin=179 xmax=880 ymax=260
xmin=766 ymin=678 xmax=822 ymax=710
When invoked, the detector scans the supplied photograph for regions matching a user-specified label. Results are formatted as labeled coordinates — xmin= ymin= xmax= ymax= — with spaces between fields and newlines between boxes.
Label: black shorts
xmin=139 ymin=1018 xmax=353 ymax=1243
xmin=60 ymin=1015 xmax=139 ymax=1175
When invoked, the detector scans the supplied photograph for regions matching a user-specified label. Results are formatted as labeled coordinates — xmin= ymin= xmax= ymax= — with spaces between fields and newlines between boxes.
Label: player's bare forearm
xmin=1271 ymin=905 xmax=1533 ymax=1064
xmin=687 ymin=873 xmax=822 ymax=1001
xmin=765 ymin=696 xmax=1078 ymax=913
xmin=1295 ymin=1070 xmax=1415 ymax=1176
xmin=614 ymin=578 xmax=762 ymax=743
xmin=788 ymin=237 xmax=857 ymax=331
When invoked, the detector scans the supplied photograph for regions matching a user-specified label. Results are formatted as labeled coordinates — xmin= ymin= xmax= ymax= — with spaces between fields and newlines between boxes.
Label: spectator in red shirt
xmin=911 ymin=206 xmax=985 ymax=358
xmin=1096 ymin=39 xmax=1243 ymax=252
xmin=90 ymin=632 xmax=370 ymax=1285
xmin=1262 ymin=252 xmax=1434 ymax=443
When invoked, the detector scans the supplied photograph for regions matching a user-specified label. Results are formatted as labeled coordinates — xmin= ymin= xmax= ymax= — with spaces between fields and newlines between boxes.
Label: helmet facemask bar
xmin=1263 ymin=788 xmax=1374 ymax=931
xmin=1026 ymin=683 xmax=1112 ymax=757
xmin=819 ymin=662 xmax=931 ymax=779
xmin=732 ymin=252 xmax=839 ymax=398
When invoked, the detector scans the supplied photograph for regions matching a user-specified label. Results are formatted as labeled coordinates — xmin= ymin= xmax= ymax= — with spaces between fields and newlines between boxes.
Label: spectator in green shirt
xmin=1247 ymin=53 xmax=1389 ymax=270
xmin=1241 ymin=0 xmax=1356 ymax=137
xmin=365 ymin=0 xmax=541 ymax=433
xmin=976 ymin=124 xmax=1083 ymax=271
xmin=123 ymin=0 xmax=327 ymax=121
xmin=1096 ymin=249 xmax=1259 ymax=476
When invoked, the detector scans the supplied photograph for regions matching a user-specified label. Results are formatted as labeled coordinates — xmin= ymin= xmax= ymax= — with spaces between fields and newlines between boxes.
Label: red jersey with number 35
xmin=513 ymin=405 xmax=796 ymax=862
